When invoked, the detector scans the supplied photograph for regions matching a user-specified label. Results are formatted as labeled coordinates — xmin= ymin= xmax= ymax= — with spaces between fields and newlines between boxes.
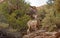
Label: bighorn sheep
xmin=27 ymin=14 xmax=40 ymax=34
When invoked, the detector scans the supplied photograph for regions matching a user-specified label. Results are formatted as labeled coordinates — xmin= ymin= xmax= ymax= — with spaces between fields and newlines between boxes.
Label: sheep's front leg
xmin=27 ymin=25 xmax=30 ymax=34
xmin=34 ymin=25 xmax=38 ymax=31
xmin=27 ymin=29 xmax=30 ymax=34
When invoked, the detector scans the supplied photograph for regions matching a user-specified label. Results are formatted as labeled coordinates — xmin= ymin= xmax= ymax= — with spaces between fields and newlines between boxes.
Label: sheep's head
xmin=33 ymin=14 xmax=38 ymax=19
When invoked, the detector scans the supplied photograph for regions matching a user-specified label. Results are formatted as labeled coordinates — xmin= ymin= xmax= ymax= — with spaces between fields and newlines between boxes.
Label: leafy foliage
xmin=41 ymin=8 xmax=56 ymax=31
xmin=0 ymin=0 xmax=31 ymax=30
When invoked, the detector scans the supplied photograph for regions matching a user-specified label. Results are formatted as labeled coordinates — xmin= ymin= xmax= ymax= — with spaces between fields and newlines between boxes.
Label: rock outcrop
xmin=23 ymin=30 xmax=59 ymax=38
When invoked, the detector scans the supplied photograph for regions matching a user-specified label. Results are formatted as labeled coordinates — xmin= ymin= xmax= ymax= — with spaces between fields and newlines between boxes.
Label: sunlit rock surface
xmin=23 ymin=30 xmax=60 ymax=38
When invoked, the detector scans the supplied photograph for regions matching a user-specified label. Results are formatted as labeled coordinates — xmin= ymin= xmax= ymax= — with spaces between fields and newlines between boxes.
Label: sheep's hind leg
xmin=27 ymin=29 xmax=30 ymax=34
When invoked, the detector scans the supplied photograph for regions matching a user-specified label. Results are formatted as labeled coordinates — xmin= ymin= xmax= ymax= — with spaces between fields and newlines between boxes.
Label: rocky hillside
xmin=36 ymin=5 xmax=47 ymax=10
